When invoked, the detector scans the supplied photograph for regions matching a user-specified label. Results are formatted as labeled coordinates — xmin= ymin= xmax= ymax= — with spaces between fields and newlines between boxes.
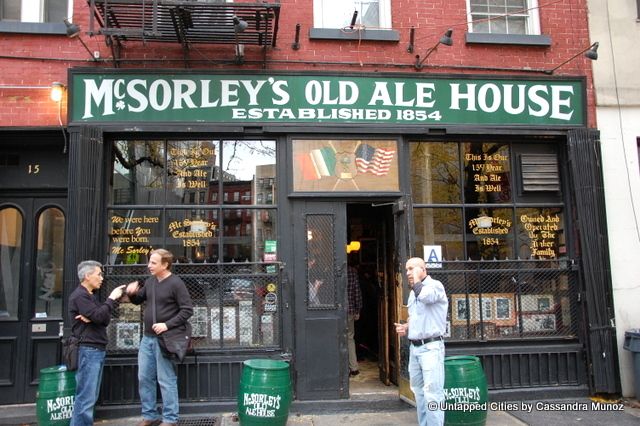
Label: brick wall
xmin=0 ymin=0 xmax=596 ymax=127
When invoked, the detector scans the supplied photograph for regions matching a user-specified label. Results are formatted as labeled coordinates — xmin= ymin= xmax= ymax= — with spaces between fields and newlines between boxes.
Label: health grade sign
xmin=70 ymin=73 xmax=585 ymax=127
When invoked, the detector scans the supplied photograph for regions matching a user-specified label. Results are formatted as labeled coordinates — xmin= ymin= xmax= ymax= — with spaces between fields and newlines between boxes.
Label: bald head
xmin=405 ymin=257 xmax=427 ymax=287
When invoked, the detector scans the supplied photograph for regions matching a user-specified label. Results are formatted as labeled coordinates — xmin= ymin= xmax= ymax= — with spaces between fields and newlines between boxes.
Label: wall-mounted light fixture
xmin=50 ymin=82 xmax=65 ymax=102
xmin=414 ymin=28 xmax=453 ymax=70
xmin=233 ymin=16 xmax=248 ymax=64
xmin=545 ymin=42 xmax=599 ymax=75
xmin=233 ymin=16 xmax=248 ymax=33
xmin=50 ymin=82 xmax=68 ymax=153
xmin=292 ymin=23 xmax=301 ymax=50
xmin=64 ymin=18 xmax=97 ymax=61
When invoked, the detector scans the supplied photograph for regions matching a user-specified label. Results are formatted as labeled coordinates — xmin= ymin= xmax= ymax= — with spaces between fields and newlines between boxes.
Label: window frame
xmin=0 ymin=0 xmax=71 ymax=34
xmin=310 ymin=0 xmax=399 ymax=42
xmin=464 ymin=0 xmax=551 ymax=46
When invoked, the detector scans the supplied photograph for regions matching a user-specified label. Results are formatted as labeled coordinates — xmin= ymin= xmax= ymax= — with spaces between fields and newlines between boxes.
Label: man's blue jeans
xmin=408 ymin=340 xmax=445 ymax=426
xmin=138 ymin=335 xmax=179 ymax=423
xmin=70 ymin=346 xmax=106 ymax=426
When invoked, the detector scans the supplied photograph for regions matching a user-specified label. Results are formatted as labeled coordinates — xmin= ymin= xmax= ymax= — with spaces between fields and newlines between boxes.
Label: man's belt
xmin=409 ymin=336 xmax=443 ymax=346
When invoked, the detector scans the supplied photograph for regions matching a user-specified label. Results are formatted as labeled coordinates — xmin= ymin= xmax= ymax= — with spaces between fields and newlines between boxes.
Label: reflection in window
xmin=222 ymin=140 xmax=276 ymax=205
xmin=111 ymin=140 xmax=166 ymax=205
xmin=34 ymin=207 xmax=65 ymax=318
xmin=109 ymin=139 xmax=277 ymax=264
xmin=0 ymin=0 xmax=68 ymax=23
xmin=0 ymin=207 xmax=21 ymax=319
xmin=413 ymin=208 xmax=463 ymax=261
xmin=468 ymin=0 xmax=540 ymax=35
xmin=411 ymin=142 xmax=461 ymax=204
xmin=314 ymin=0 xmax=391 ymax=29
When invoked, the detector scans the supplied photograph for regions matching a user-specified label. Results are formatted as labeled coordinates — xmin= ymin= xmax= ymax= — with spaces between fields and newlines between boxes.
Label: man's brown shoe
xmin=159 ymin=423 xmax=177 ymax=426
xmin=136 ymin=420 xmax=161 ymax=426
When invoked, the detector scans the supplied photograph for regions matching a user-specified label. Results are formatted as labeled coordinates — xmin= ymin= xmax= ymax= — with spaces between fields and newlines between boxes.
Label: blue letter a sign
xmin=423 ymin=245 xmax=442 ymax=268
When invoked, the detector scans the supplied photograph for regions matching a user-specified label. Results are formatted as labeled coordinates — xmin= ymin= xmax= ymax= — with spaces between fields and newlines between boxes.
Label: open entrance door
xmin=345 ymin=201 xmax=411 ymax=400
xmin=391 ymin=197 xmax=416 ymax=405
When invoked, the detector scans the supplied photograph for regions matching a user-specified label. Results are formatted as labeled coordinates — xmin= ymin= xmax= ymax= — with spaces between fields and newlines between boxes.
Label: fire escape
xmin=88 ymin=0 xmax=281 ymax=68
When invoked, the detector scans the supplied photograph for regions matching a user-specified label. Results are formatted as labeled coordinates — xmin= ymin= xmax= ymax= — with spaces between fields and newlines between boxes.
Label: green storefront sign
xmin=70 ymin=73 xmax=585 ymax=126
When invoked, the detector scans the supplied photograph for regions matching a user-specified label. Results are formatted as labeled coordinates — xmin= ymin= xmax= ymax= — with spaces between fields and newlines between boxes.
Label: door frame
xmin=0 ymin=194 xmax=67 ymax=404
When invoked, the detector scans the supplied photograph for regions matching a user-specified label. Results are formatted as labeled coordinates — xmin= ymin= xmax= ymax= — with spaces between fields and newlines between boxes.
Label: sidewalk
xmin=2 ymin=397 xmax=639 ymax=425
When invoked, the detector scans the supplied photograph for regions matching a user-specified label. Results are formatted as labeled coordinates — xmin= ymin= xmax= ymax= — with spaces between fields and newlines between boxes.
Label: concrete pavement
xmin=2 ymin=397 xmax=639 ymax=425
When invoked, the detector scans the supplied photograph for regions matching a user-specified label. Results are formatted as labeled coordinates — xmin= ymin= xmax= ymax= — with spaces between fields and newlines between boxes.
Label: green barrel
xmin=36 ymin=365 xmax=76 ymax=425
xmin=443 ymin=356 xmax=488 ymax=426
xmin=238 ymin=359 xmax=291 ymax=426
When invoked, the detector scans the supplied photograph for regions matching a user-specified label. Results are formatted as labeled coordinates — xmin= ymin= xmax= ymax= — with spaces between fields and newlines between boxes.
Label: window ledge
xmin=465 ymin=32 xmax=551 ymax=46
xmin=309 ymin=27 xmax=400 ymax=42
xmin=0 ymin=21 xmax=67 ymax=35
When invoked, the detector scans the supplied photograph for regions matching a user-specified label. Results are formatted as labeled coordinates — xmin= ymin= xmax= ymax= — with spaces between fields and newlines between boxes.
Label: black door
xmin=292 ymin=201 xmax=348 ymax=400
xmin=0 ymin=196 xmax=66 ymax=404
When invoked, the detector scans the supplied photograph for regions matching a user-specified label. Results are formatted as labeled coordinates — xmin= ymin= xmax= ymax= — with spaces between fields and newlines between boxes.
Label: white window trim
xmin=465 ymin=0 xmax=541 ymax=35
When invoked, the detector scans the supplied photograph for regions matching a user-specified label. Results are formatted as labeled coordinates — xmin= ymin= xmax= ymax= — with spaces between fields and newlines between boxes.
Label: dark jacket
xmin=129 ymin=274 xmax=193 ymax=336
xmin=68 ymin=285 xmax=118 ymax=349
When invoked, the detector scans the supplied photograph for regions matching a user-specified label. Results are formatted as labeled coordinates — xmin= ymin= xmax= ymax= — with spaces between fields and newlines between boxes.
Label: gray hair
xmin=77 ymin=260 xmax=103 ymax=281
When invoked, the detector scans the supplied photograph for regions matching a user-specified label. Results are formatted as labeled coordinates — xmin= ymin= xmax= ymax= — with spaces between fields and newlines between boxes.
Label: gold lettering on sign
xmin=520 ymin=214 xmax=560 ymax=259
xmin=467 ymin=151 xmax=508 ymax=193
xmin=168 ymin=144 xmax=214 ymax=190
xmin=109 ymin=214 xmax=159 ymax=246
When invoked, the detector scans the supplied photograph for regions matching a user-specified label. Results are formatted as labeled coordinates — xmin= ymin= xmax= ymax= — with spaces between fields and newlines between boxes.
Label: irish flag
xmin=297 ymin=147 xmax=336 ymax=180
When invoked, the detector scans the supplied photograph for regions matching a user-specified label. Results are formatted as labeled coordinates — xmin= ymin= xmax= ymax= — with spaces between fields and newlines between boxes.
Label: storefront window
xmin=107 ymin=139 xmax=279 ymax=351
xmin=410 ymin=140 xmax=574 ymax=342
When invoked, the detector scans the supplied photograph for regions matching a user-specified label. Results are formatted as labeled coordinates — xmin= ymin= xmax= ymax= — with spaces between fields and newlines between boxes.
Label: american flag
xmin=355 ymin=144 xmax=395 ymax=176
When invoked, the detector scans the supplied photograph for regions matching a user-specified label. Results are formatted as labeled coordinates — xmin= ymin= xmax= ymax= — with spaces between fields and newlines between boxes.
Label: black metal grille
xmin=305 ymin=214 xmax=336 ymax=309
xmin=102 ymin=262 xmax=281 ymax=354
xmin=430 ymin=259 xmax=579 ymax=341
xmin=178 ymin=417 xmax=219 ymax=426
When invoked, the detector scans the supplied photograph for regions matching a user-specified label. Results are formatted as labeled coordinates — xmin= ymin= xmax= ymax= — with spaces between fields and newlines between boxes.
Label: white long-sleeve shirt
xmin=407 ymin=275 xmax=448 ymax=340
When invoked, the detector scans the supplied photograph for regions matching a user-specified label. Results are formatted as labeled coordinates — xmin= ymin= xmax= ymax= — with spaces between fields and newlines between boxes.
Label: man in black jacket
xmin=126 ymin=248 xmax=193 ymax=426
xmin=68 ymin=260 xmax=124 ymax=426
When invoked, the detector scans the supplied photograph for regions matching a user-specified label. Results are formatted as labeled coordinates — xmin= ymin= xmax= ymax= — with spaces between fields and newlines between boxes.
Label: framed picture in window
xmin=292 ymin=139 xmax=400 ymax=193
xmin=523 ymin=313 xmax=557 ymax=332
xmin=116 ymin=322 xmax=140 ymax=349
xmin=521 ymin=294 xmax=554 ymax=313
xmin=222 ymin=306 xmax=237 ymax=340
xmin=191 ymin=306 xmax=208 ymax=338
xmin=493 ymin=295 xmax=516 ymax=326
